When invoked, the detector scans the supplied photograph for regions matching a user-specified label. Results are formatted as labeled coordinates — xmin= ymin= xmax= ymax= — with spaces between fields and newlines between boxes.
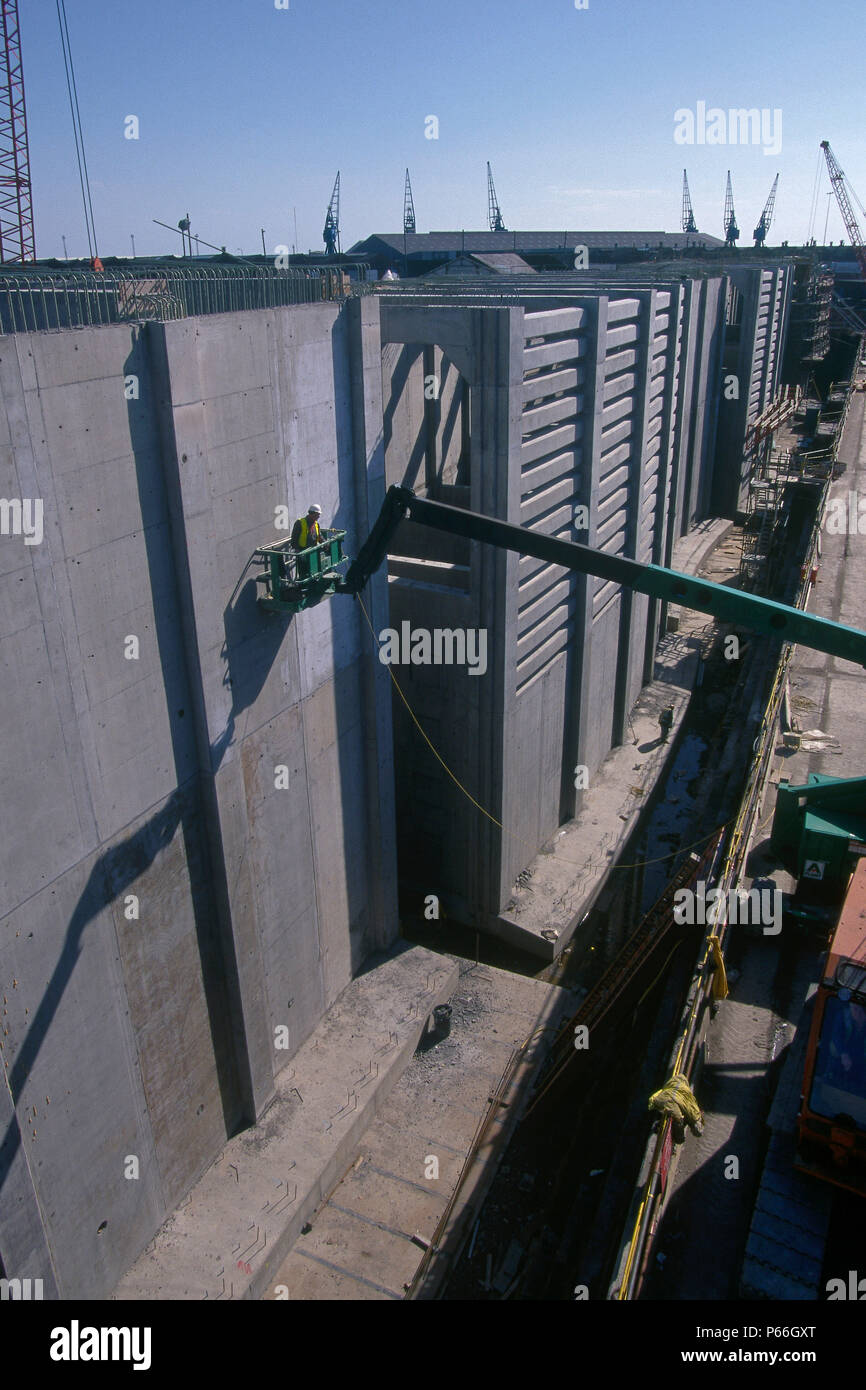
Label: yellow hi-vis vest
xmin=298 ymin=517 xmax=321 ymax=548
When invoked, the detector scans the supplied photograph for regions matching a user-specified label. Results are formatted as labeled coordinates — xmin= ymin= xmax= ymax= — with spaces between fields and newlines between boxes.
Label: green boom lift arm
xmin=332 ymin=485 xmax=866 ymax=669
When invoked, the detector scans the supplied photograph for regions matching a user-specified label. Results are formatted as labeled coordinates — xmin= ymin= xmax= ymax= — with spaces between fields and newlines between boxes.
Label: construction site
xmin=2 ymin=0 xmax=866 ymax=1332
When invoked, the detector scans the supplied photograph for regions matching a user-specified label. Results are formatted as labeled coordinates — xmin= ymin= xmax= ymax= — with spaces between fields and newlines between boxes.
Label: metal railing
xmin=0 ymin=262 xmax=369 ymax=333
xmin=253 ymin=531 xmax=349 ymax=615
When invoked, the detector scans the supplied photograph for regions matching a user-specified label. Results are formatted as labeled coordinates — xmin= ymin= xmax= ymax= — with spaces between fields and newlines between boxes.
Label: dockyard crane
xmin=820 ymin=141 xmax=866 ymax=284
xmin=681 ymin=170 xmax=697 ymax=235
xmin=403 ymin=169 xmax=416 ymax=236
xmin=753 ymin=174 xmax=779 ymax=248
xmin=323 ymin=172 xmax=341 ymax=256
xmin=723 ymin=171 xmax=739 ymax=247
xmin=487 ymin=162 xmax=506 ymax=233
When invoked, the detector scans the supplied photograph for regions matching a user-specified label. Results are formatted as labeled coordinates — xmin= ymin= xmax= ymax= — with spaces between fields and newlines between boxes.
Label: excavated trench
xmin=421 ymin=485 xmax=828 ymax=1301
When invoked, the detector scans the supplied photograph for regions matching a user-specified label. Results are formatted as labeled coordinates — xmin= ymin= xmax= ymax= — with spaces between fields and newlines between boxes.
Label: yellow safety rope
xmin=648 ymin=1073 xmax=703 ymax=1132
xmin=354 ymin=591 xmax=727 ymax=875
xmin=708 ymin=934 xmax=729 ymax=1000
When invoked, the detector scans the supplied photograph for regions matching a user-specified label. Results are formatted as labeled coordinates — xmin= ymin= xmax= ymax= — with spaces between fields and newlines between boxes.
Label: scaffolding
xmin=788 ymin=266 xmax=833 ymax=363
xmin=739 ymin=451 xmax=789 ymax=589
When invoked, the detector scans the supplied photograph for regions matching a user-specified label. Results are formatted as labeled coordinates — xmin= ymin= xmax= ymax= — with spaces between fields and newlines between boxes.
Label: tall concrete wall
xmin=0 ymin=267 xmax=791 ymax=1293
xmin=0 ymin=303 xmax=397 ymax=1297
xmin=713 ymin=265 xmax=792 ymax=515
xmin=380 ymin=307 xmax=514 ymax=922
xmin=377 ymin=275 xmax=728 ymax=928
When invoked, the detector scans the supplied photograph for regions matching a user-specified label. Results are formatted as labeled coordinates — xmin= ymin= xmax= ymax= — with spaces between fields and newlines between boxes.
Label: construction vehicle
xmin=769 ymin=773 xmax=866 ymax=1196
xmin=252 ymin=485 xmax=866 ymax=669
xmin=796 ymin=858 xmax=866 ymax=1197
xmin=739 ymin=776 xmax=866 ymax=1295
xmin=251 ymin=486 xmax=866 ymax=1292
xmin=772 ymin=773 xmax=866 ymax=897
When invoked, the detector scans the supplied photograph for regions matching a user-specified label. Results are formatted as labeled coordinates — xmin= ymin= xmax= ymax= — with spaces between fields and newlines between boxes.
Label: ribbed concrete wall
xmin=504 ymin=289 xmax=685 ymax=903
xmin=378 ymin=277 xmax=727 ymax=927
xmin=380 ymin=307 xmax=510 ymax=921
xmin=714 ymin=265 xmax=792 ymax=515
xmin=509 ymin=304 xmax=588 ymax=876
xmin=0 ymin=301 xmax=397 ymax=1297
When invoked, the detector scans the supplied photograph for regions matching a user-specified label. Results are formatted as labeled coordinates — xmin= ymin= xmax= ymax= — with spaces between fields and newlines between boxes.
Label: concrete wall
xmin=377 ymin=276 xmax=728 ymax=928
xmin=0 ymin=267 xmax=791 ymax=1293
xmin=0 ymin=302 xmax=397 ymax=1297
xmin=713 ymin=265 xmax=792 ymax=515
xmin=380 ymin=307 xmax=512 ymax=922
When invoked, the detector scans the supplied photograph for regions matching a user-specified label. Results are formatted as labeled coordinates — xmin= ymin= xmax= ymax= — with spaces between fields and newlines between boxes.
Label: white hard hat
xmin=308 ymin=503 xmax=322 ymax=515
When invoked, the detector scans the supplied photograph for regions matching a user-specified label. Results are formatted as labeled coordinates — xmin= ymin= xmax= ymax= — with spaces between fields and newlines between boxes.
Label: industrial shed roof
xmin=428 ymin=251 xmax=538 ymax=275
xmin=349 ymin=230 xmax=725 ymax=254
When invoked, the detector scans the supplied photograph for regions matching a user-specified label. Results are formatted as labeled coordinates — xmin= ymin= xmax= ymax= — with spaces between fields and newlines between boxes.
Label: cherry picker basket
xmin=254 ymin=529 xmax=349 ymax=614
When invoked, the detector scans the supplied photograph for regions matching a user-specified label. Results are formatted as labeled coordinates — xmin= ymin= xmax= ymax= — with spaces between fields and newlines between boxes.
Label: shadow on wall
xmin=382 ymin=345 xmax=464 ymax=497
xmin=216 ymin=570 xmax=289 ymax=764
xmin=0 ymin=327 xmax=295 ymax=1216
xmin=0 ymin=787 xmax=189 ymax=1210
xmin=332 ymin=316 xmax=379 ymax=976
xmin=383 ymin=342 xmax=428 ymax=492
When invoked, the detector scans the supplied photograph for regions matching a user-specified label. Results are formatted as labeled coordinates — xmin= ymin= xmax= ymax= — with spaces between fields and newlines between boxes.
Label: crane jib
xmin=342 ymin=487 xmax=866 ymax=670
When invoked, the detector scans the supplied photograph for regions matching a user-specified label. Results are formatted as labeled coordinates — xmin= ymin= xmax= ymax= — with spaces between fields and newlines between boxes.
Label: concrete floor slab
xmin=291 ymin=1203 xmax=421 ymax=1292
xmin=111 ymin=942 xmax=456 ymax=1301
xmin=273 ymin=1250 xmax=397 ymax=1301
xmin=265 ymin=959 xmax=577 ymax=1299
xmin=357 ymin=1125 xmax=467 ymax=1188
xmin=328 ymin=1165 xmax=448 ymax=1237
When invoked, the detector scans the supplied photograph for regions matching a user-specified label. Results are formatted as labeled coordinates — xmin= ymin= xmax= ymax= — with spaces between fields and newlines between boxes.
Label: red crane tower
xmin=0 ymin=0 xmax=34 ymax=262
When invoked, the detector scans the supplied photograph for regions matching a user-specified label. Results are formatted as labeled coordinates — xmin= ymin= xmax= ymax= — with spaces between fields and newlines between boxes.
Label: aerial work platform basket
xmin=254 ymin=530 xmax=349 ymax=614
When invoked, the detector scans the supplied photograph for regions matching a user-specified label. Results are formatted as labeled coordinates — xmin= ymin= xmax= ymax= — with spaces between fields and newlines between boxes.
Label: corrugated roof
xmin=431 ymin=252 xmax=537 ymax=274
xmin=349 ymin=230 xmax=725 ymax=253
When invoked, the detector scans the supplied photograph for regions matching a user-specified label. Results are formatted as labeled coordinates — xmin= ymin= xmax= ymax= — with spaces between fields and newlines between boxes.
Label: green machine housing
xmin=771 ymin=774 xmax=866 ymax=892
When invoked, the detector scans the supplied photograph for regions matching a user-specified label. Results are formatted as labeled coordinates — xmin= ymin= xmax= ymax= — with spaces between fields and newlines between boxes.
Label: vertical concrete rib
xmin=644 ymin=283 xmax=683 ymax=681
xmin=346 ymin=295 xmax=399 ymax=951
xmin=474 ymin=306 xmax=523 ymax=922
xmin=612 ymin=289 xmax=653 ymax=746
xmin=574 ymin=295 xmax=607 ymax=796
xmin=145 ymin=321 xmax=269 ymax=1126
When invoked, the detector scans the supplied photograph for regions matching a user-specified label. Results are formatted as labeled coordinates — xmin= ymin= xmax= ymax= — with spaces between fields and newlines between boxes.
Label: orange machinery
xmin=796 ymin=858 xmax=866 ymax=1196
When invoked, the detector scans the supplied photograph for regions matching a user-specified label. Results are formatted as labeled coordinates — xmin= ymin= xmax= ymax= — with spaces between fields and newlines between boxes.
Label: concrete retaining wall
xmin=713 ymin=266 xmax=792 ymax=515
xmin=0 ymin=267 xmax=792 ymax=1292
xmin=378 ymin=278 xmax=730 ymax=927
xmin=0 ymin=303 xmax=398 ymax=1297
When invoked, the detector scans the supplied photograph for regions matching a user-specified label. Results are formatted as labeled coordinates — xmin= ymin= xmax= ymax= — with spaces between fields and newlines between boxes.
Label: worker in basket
xmin=290 ymin=503 xmax=326 ymax=580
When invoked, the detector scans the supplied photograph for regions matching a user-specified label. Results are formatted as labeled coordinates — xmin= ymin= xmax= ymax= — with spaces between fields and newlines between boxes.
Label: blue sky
xmin=23 ymin=0 xmax=866 ymax=258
